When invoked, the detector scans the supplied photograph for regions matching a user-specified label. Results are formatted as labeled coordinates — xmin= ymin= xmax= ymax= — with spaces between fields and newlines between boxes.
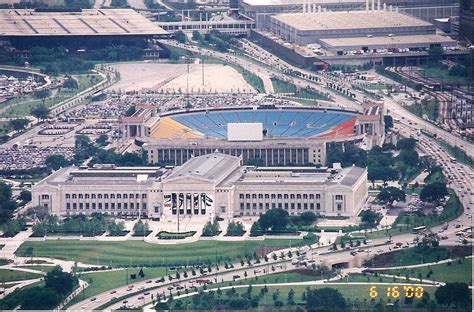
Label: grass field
xmin=16 ymin=239 xmax=314 ymax=267
xmin=15 ymin=265 xmax=57 ymax=273
xmin=368 ymin=247 xmax=456 ymax=268
xmin=176 ymin=284 xmax=437 ymax=309
xmin=436 ymin=139 xmax=473 ymax=169
xmin=420 ymin=65 xmax=466 ymax=85
xmin=67 ymin=267 xmax=167 ymax=306
xmin=0 ymin=268 xmax=42 ymax=282
xmin=271 ymin=78 xmax=297 ymax=94
xmin=333 ymin=273 xmax=427 ymax=284
xmin=377 ymin=258 xmax=473 ymax=284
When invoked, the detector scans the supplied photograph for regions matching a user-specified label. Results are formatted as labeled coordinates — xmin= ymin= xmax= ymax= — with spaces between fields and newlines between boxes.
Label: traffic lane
xmin=72 ymin=257 xmax=298 ymax=310
xmin=107 ymin=260 xmax=301 ymax=310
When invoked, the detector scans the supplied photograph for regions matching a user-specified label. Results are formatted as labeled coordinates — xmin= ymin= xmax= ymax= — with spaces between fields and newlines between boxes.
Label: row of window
xmin=238 ymin=193 xmax=322 ymax=200
xmin=66 ymin=202 xmax=147 ymax=210
xmin=240 ymin=202 xmax=322 ymax=210
xmin=65 ymin=193 xmax=147 ymax=200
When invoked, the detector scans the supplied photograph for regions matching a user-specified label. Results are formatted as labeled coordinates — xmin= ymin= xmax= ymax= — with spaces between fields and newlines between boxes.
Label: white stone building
xmin=32 ymin=153 xmax=368 ymax=220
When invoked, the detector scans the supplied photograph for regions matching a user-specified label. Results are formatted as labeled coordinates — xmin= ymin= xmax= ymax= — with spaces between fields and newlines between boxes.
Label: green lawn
xmin=368 ymin=247 xmax=451 ymax=268
xmin=176 ymin=284 xmax=437 ymax=309
xmin=436 ymin=139 xmax=473 ymax=169
xmin=16 ymin=239 xmax=314 ymax=267
xmin=377 ymin=258 xmax=473 ymax=284
xmin=271 ymin=78 xmax=297 ymax=94
xmin=67 ymin=267 xmax=167 ymax=306
xmin=420 ymin=65 xmax=466 ymax=85
xmin=424 ymin=170 xmax=445 ymax=184
xmin=0 ymin=268 xmax=42 ymax=282
xmin=15 ymin=265 xmax=57 ymax=273
xmin=333 ymin=273 xmax=427 ymax=284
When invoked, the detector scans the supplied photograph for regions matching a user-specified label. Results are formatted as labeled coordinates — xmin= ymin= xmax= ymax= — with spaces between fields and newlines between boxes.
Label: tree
xmin=250 ymin=222 xmax=261 ymax=236
xmin=368 ymin=165 xmax=399 ymax=185
xmin=174 ymin=30 xmax=187 ymax=44
xmin=399 ymin=149 xmax=419 ymax=166
xmin=25 ymin=205 xmax=50 ymax=222
xmin=384 ymin=115 xmax=393 ymax=133
xmin=396 ymin=138 xmax=417 ymax=150
xmin=45 ymin=154 xmax=70 ymax=170
xmin=44 ymin=266 xmax=78 ymax=295
xmin=420 ymin=182 xmax=448 ymax=204
xmin=19 ymin=190 xmax=32 ymax=202
xmin=258 ymin=208 xmax=289 ymax=232
xmin=33 ymin=89 xmax=51 ymax=101
xmin=417 ymin=232 xmax=440 ymax=251
xmin=31 ymin=104 xmax=50 ymax=120
xmin=202 ymin=219 xmax=220 ymax=236
xmin=192 ymin=30 xmax=203 ymax=41
xmin=435 ymin=283 xmax=471 ymax=308
xmin=428 ymin=46 xmax=444 ymax=64
xmin=9 ymin=118 xmax=29 ymax=131
xmin=226 ymin=221 xmax=245 ymax=236
xmin=360 ymin=210 xmax=381 ymax=227
xmin=133 ymin=220 xmax=149 ymax=236
xmin=63 ymin=76 xmax=79 ymax=89
xmin=299 ymin=211 xmax=317 ymax=226
xmin=377 ymin=186 xmax=406 ymax=204
xmin=96 ymin=134 xmax=109 ymax=146
xmin=21 ymin=286 xmax=62 ymax=310
xmin=0 ymin=182 xmax=16 ymax=224
xmin=305 ymin=288 xmax=346 ymax=311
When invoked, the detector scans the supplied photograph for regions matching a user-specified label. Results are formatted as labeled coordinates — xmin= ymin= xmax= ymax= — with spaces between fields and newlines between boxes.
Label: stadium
xmin=122 ymin=103 xmax=384 ymax=167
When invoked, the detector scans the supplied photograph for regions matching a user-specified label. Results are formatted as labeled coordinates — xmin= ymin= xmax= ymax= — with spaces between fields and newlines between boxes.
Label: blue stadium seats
xmin=170 ymin=109 xmax=356 ymax=139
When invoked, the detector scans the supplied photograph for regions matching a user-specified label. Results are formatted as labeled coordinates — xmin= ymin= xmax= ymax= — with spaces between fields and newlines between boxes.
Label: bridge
xmin=155 ymin=20 xmax=255 ymax=35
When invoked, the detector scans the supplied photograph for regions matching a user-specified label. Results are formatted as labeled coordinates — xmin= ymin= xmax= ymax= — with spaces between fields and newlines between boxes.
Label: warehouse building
xmin=269 ymin=10 xmax=436 ymax=46
xmin=239 ymin=0 xmax=460 ymax=24
xmin=31 ymin=153 xmax=368 ymax=219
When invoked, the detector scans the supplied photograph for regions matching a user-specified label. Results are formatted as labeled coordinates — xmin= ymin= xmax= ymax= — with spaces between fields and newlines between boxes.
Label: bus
xmin=412 ymin=226 xmax=426 ymax=234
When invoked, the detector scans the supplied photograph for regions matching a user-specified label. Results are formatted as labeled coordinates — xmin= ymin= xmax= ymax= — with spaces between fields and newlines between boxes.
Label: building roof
xmin=242 ymin=0 xmax=364 ymax=6
xmin=0 ymin=9 xmax=167 ymax=37
xmin=34 ymin=166 xmax=163 ymax=187
xmin=320 ymin=34 xmax=456 ymax=48
xmin=337 ymin=166 xmax=366 ymax=186
xmin=272 ymin=10 xmax=432 ymax=31
xmin=164 ymin=153 xmax=241 ymax=184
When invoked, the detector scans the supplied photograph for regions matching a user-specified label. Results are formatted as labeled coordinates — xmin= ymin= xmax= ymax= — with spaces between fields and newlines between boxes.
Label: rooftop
xmin=242 ymin=0 xmax=364 ymax=6
xmin=320 ymin=34 xmax=456 ymax=47
xmin=272 ymin=10 xmax=432 ymax=31
xmin=165 ymin=153 xmax=241 ymax=184
xmin=0 ymin=9 xmax=167 ymax=37
xmin=36 ymin=166 xmax=163 ymax=187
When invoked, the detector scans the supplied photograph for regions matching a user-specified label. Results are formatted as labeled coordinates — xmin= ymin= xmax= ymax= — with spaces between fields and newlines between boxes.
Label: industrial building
xmin=0 ymin=8 xmax=168 ymax=49
xmin=239 ymin=0 xmax=460 ymax=24
xmin=31 ymin=153 xmax=368 ymax=219
xmin=120 ymin=104 xmax=384 ymax=167
xmin=269 ymin=9 xmax=436 ymax=46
